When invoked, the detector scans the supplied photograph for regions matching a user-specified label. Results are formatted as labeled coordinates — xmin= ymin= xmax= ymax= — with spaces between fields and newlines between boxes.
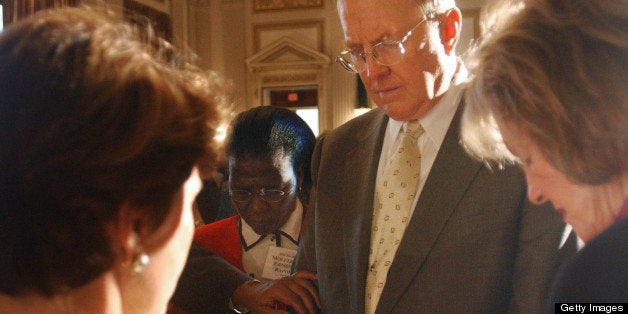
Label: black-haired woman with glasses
xmin=187 ymin=105 xmax=319 ymax=313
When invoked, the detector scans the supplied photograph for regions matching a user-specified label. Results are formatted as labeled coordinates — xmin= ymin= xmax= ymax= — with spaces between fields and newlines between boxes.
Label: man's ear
xmin=440 ymin=8 xmax=462 ymax=55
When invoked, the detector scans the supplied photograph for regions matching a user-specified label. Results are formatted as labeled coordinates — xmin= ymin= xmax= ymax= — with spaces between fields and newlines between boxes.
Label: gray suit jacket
xmin=293 ymin=107 xmax=568 ymax=313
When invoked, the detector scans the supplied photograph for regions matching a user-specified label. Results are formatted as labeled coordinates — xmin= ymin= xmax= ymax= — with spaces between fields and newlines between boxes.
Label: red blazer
xmin=194 ymin=205 xmax=309 ymax=274
xmin=194 ymin=215 xmax=245 ymax=271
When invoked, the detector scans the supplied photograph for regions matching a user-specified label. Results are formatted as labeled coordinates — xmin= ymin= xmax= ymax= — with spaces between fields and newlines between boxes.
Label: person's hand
xmin=231 ymin=271 xmax=320 ymax=314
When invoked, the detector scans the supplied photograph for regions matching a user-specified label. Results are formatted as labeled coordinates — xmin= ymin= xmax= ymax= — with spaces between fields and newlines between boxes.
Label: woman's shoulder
xmin=585 ymin=218 xmax=628 ymax=253
xmin=549 ymin=218 xmax=628 ymax=303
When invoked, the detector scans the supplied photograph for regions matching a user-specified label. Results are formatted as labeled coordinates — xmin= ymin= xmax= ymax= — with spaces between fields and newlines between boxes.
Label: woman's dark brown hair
xmin=0 ymin=7 xmax=225 ymax=296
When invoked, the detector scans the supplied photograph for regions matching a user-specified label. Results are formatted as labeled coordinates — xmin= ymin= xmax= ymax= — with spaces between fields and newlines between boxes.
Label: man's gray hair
xmin=337 ymin=0 xmax=457 ymax=17
xmin=417 ymin=0 xmax=457 ymax=16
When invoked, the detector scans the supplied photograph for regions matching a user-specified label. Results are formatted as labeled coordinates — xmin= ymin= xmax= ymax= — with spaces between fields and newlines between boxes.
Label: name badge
xmin=261 ymin=246 xmax=297 ymax=280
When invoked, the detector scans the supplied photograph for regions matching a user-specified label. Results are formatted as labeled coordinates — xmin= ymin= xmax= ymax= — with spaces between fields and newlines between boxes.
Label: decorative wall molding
xmin=253 ymin=19 xmax=324 ymax=53
xmin=246 ymin=36 xmax=330 ymax=73
xmin=245 ymin=36 xmax=331 ymax=132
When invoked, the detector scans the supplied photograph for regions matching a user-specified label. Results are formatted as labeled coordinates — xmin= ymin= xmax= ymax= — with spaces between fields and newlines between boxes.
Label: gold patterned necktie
xmin=365 ymin=120 xmax=424 ymax=313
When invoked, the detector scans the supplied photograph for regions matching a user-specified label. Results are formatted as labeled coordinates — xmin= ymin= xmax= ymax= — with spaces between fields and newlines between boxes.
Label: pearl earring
xmin=132 ymin=252 xmax=150 ymax=273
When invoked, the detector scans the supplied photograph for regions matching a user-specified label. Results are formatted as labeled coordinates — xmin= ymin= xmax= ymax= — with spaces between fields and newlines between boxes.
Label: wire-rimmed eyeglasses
xmin=229 ymin=188 xmax=286 ymax=203
xmin=336 ymin=18 xmax=428 ymax=73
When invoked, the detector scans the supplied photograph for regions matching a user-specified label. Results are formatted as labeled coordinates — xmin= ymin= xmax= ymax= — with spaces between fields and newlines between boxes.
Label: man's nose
xmin=249 ymin=193 xmax=268 ymax=210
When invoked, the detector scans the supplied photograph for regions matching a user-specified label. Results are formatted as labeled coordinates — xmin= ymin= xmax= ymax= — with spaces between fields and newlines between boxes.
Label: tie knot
xmin=405 ymin=120 xmax=424 ymax=138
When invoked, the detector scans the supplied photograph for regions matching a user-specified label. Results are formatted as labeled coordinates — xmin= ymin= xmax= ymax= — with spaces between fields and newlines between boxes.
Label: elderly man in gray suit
xmin=292 ymin=0 xmax=570 ymax=313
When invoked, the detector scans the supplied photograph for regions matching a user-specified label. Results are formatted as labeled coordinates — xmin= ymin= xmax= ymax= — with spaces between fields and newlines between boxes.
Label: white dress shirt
xmin=377 ymin=62 xmax=468 ymax=218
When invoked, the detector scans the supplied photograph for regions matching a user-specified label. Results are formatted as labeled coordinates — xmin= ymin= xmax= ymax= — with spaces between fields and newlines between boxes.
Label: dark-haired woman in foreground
xmin=0 ymin=6 xmax=224 ymax=313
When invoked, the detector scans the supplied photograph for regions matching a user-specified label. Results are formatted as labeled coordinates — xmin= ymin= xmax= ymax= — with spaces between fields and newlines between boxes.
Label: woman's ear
xmin=295 ymin=167 xmax=310 ymax=204
xmin=440 ymin=8 xmax=462 ymax=55
xmin=296 ymin=167 xmax=304 ymax=191
xmin=112 ymin=201 xmax=146 ymax=265
xmin=115 ymin=194 xmax=184 ymax=263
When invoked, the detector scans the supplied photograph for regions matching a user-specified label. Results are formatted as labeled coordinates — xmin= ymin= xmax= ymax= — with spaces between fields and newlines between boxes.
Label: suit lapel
xmin=376 ymin=106 xmax=485 ymax=313
xmin=340 ymin=109 xmax=388 ymax=312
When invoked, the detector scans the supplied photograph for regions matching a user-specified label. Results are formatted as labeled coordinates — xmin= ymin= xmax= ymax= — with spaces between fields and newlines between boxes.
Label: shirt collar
xmin=240 ymin=199 xmax=304 ymax=247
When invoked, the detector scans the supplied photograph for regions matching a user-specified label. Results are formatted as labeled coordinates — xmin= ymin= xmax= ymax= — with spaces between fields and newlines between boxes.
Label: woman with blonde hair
xmin=0 ymin=6 xmax=225 ymax=313
xmin=462 ymin=0 xmax=627 ymax=304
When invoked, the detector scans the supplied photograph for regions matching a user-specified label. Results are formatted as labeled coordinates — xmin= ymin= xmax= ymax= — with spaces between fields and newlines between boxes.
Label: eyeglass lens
xmin=230 ymin=188 xmax=286 ymax=203
xmin=337 ymin=18 xmax=427 ymax=73
xmin=339 ymin=42 xmax=406 ymax=73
